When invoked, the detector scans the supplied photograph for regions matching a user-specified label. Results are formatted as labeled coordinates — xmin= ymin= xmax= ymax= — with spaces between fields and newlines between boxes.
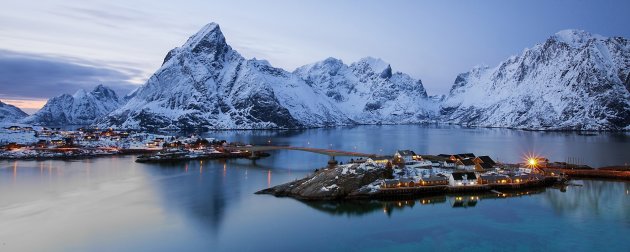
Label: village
xmin=0 ymin=125 xmax=250 ymax=160
xmin=255 ymin=148 xmax=572 ymax=201
xmin=370 ymin=150 xmax=557 ymax=191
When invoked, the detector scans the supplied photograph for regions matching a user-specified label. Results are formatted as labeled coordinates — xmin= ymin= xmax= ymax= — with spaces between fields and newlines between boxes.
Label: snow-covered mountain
xmin=0 ymin=100 xmax=28 ymax=123
xmin=294 ymin=57 xmax=436 ymax=124
xmin=441 ymin=29 xmax=630 ymax=130
xmin=22 ymin=85 xmax=124 ymax=125
xmin=95 ymin=23 xmax=628 ymax=131
xmin=97 ymin=23 xmax=434 ymax=130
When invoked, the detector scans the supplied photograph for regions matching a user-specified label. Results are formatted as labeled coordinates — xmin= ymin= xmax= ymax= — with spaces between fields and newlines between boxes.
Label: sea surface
xmin=1 ymin=125 xmax=629 ymax=251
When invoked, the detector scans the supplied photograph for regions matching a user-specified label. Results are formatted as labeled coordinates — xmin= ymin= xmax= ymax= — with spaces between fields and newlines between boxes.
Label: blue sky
xmin=1 ymin=0 xmax=629 ymax=113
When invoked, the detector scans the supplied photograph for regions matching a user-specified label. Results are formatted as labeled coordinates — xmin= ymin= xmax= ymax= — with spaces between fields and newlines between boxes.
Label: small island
xmin=257 ymin=151 xmax=630 ymax=200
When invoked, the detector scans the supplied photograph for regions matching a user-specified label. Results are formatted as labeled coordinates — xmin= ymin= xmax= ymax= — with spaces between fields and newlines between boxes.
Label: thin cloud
xmin=0 ymin=49 xmax=141 ymax=100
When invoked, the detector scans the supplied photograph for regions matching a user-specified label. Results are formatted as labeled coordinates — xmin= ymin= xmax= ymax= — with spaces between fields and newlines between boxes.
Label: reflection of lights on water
xmin=267 ymin=170 xmax=272 ymax=187
xmin=223 ymin=163 xmax=227 ymax=177
xmin=86 ymin=161 xmax=91 ymax=179
xmin=13 ymin=161 xmax=17 ymax=183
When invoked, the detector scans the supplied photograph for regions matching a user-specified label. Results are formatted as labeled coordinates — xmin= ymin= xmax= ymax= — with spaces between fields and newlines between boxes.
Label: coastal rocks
xmin=256 ymin=160 xmax=391 ymax=200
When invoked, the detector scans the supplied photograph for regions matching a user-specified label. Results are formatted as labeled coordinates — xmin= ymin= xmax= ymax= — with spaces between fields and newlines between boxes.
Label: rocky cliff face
xmin=96 ymin=23 xmax=434 ymax=131
xmin=0 ymin=100 xmax=28 ymax=123
xmin=21 ymin=85 xmax=123 ymax=125
xmin=441 ymin=30 xmax=630 ymax=130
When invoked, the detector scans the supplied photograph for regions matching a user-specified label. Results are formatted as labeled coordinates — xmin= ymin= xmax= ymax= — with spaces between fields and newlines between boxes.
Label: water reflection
xmin=203 ymin=125 xmax=630 ymax=167
xmin=2 ymin=125 xmax=630 ymax=251
xmin=303 ymin=188 xmax=548 ymax=217
xmin=142 ymin=160 xmax=234 ymax=235
xmin=140 ymin=159 xmax=289 ymax=237
xmin=543 ymin=180 xmax=630 ymax=222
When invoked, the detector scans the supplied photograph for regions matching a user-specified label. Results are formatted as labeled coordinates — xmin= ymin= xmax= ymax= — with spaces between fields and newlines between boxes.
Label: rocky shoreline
xmin=256 ymin=160 xmax=390 ymax=200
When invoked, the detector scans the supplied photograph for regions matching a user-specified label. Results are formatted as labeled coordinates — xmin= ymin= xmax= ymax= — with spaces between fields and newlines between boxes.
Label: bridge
xmin=224 ymin=145 xmax=380 ymax=165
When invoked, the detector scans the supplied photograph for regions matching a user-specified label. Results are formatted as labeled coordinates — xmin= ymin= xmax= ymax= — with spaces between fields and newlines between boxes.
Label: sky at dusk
xmin=1 ymin=0 xmax=629 ymax=114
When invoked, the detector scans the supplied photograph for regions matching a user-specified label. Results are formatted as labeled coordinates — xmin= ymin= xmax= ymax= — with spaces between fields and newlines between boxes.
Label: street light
xmin=528 ymin=158 xmax=537 ymax=167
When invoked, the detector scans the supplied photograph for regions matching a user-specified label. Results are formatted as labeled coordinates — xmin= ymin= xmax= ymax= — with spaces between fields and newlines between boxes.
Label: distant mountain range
xmin=11 ymin=23 xmax=630 ymax=131
xmin=21 ymin=85 xmax=123 ymax=125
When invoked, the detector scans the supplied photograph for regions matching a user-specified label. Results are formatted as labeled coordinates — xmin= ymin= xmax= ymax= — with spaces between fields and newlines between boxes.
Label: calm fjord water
xmin=1 ymin=125 xmax=629 ymax=251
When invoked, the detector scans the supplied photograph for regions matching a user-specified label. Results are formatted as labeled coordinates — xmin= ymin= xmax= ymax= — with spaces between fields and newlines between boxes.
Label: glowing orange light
xmin=523 ymin=152 xmax=543 ymax=170
xmin=528 ymin=158 xmax=537 ymax=166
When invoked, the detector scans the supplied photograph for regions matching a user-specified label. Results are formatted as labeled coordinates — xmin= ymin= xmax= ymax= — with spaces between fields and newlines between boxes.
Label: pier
xmin=542 ymin=168 xmax=630 ymax=180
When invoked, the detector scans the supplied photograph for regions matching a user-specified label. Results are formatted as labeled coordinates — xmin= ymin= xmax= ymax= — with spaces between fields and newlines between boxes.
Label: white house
xmin=394 ymin=150 xmax=417 ymax=163
xmin=440 ymin=160 xmax=456 ymax=168
xmin=405 ymin=160 xmax=432 ymax=168
xmin=432 ymin=167 xmax=455 ymax=176
xmin=449 ymin=172 xmax=478 ymax=186
xmin=456 ymin=158 xmax=476 ymax=171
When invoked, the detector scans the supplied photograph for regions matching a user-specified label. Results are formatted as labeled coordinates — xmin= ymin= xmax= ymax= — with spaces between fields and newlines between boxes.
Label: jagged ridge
xmin=441 ymin=29 xmax=630 ymax=130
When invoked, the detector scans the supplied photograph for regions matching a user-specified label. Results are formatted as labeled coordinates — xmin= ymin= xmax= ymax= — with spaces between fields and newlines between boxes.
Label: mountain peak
xmin=92 ymin=84 xmax=108 ymax=93
xmin=72 ymin=89 xmax=88 ymax=99
xmin=551 ymin=29 xmax=604 ymax=47
xmin=352 ymin=57 xmax=392 ymax=78
xmin=356 ymin=57 xmax=388 ymax=70
xmin=184 ymin=22 xmax=228 ymax=52
xmin=90 ymin=85 xmax=119 ymax=101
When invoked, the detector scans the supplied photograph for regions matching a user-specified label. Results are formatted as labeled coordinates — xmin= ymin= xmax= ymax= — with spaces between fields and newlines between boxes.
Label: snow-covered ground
xmin=0 ymin=124 xmax=212 ymax=159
